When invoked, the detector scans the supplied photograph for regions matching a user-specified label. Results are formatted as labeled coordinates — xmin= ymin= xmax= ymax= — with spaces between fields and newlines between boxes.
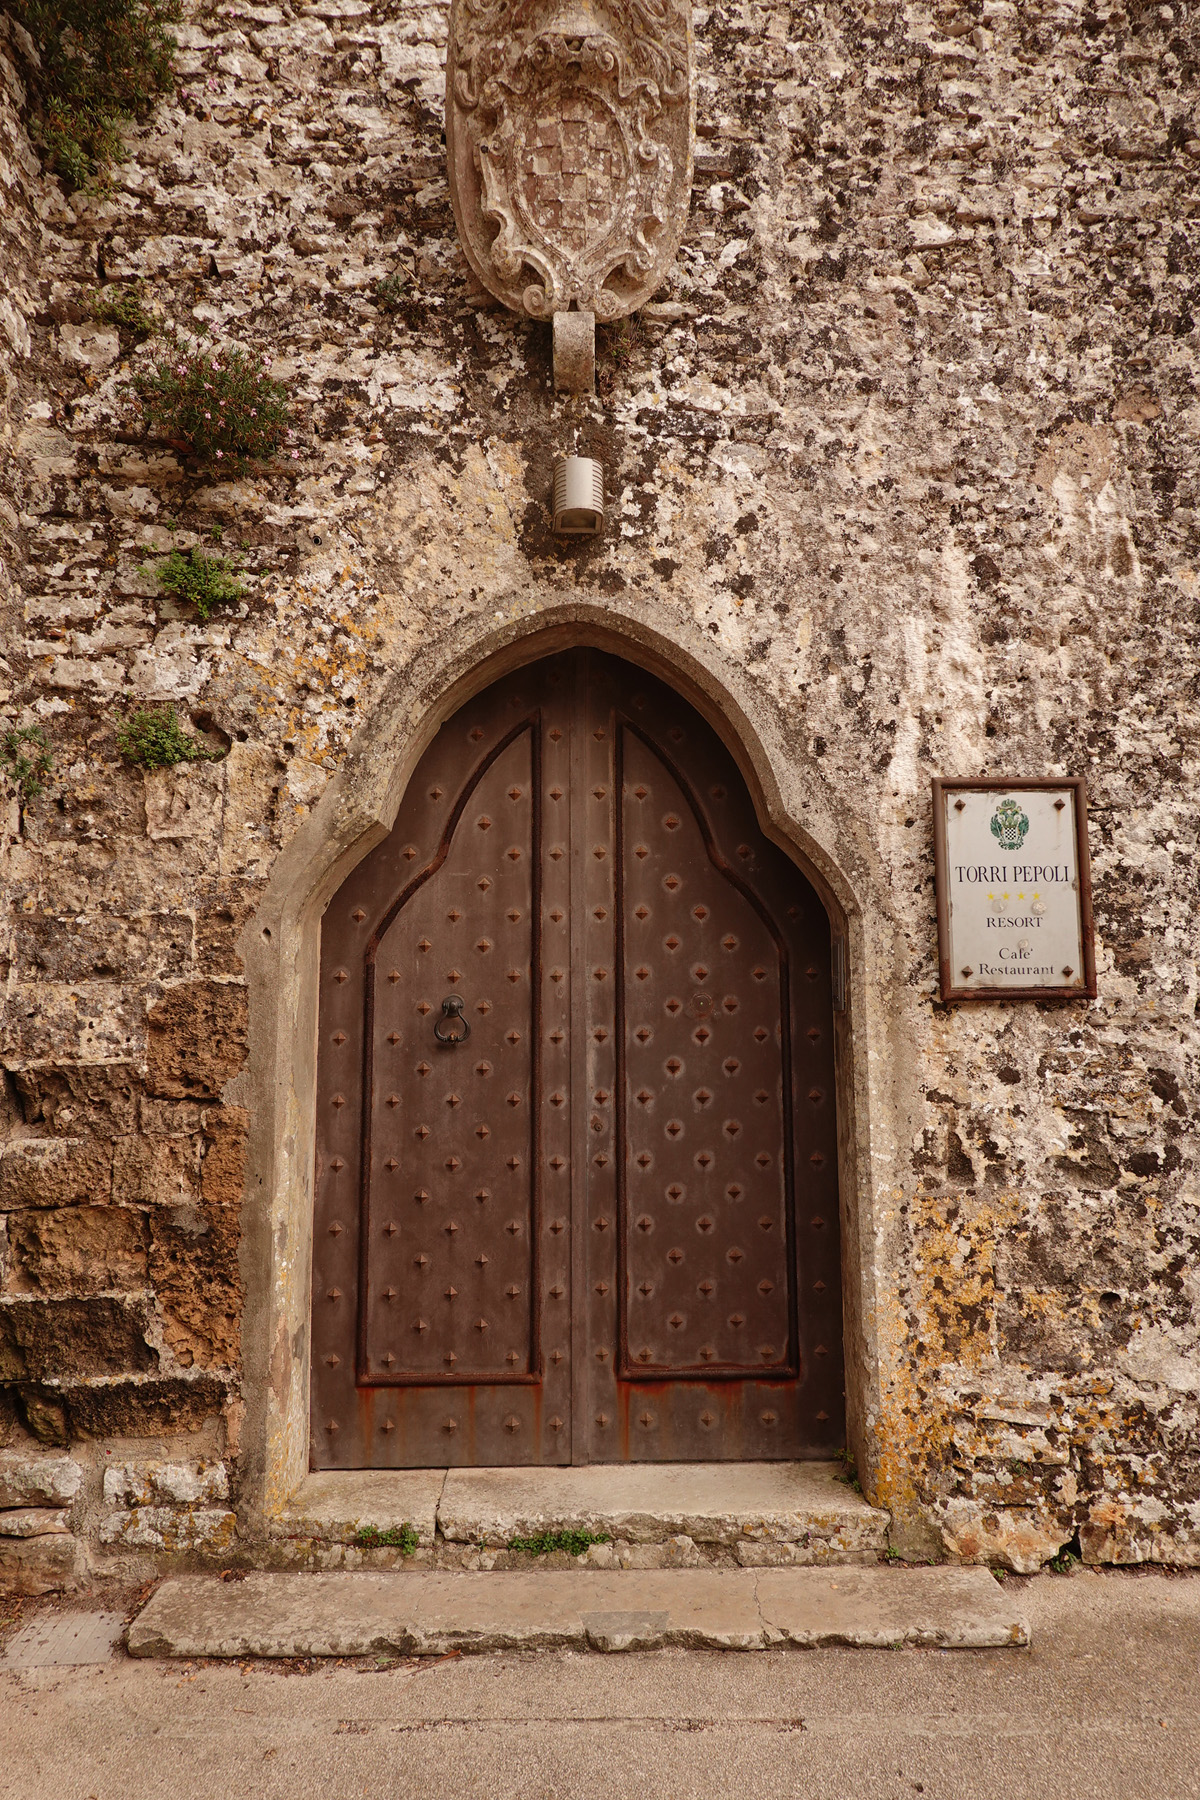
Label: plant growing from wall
xmin=596 ymin=315 xmax=647 ymax=396
xmin=0 ymin=725 xmax=53 ymax=800
xmin=374 ymin=272 xmax=411 ymax=314
xmin=129 ymin=333 xmax=294 ymax=471
xmin=92 ymin=283 xmax=156 ymax=337
xmin=116 ymin=705 xmax=222 ymax=769
xmin=9 ymin=0 xmax=181 ymax=189
xmin=151 ymin=547 xmax=244 ymax=621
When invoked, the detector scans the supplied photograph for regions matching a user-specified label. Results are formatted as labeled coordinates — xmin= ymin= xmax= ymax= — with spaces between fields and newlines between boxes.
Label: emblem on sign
xmin=990 ymin=797 xmax=1030 ymax=850
xmin=446 ymin=0 xmax=694 ymax=389
xmin=933 ymin=779 xmax=1097 ymax=1003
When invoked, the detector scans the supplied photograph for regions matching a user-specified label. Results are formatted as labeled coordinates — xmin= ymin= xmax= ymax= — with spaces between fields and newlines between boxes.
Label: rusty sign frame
xmin=932 ymin=775 xmax=1098 ymax=1004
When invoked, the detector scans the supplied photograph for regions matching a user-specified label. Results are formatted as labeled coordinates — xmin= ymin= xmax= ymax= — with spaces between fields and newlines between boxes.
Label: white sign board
xmin=934 ymin=781 xmax=1096 ymax=1001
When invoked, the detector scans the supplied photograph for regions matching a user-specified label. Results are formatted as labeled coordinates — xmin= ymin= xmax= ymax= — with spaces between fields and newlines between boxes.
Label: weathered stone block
xmin=0 ymin=1531 xmax=85 ymax=1595
xmin=195 ymin=899 xmax=254 ymax=977
xmin=149 ymin=1203 xmax=242 ymax=1368
xmin=146 ymin=982 xmax=249 ymax=1099
xmin=17 ymin=1390 xmax=69 ymax=1446
xmin=0 ymin=1451 xmax=82 ymax=1506
xmin=10 ymin=913 xmax=194 ymax=984
xmin=100 ymin=1506 xmax=238 ymax=1553
xmin=0 ymin=1297 xmax=158 ymax=1381
xmin=113 ymin=1134 xmax=201 ymax=1207
xmin=4 ymin=1206 xmax=149 ymax=1294
xmin=54 ymin=1373 xmax=229 ymax=1440
xmin=104 ymin=1459 xmax=228 ymax=1506
xmin=0 ymin=1507 xmax=71 ymax=1536
xmin=144 ymin=764 xmax=225 ymax=845
xmin=0 ymin=1140 xmax=113 ymax=1211
xmin=200 ymin=1107 xmax=249 ymax=1208
xmin=938 ymin=1499 xmax=1071 ymax=1574
xmin=10 ymin=1065 xmax=139 ymax=1137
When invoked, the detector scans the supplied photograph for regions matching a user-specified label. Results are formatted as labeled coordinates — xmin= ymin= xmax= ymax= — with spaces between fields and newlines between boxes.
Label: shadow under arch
xmin=237 ymin=595 xmax=886 ymax=1523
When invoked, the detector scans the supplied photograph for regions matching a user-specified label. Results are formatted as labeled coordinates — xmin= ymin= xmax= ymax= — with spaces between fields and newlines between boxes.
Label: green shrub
xmin=152 ymin=548 xmax=244 ymax=621
xmin=116 ymin=705 xmax=221 ymax=769
xmin=355 ymin=1524 xmax=419 ymax=1555
xmin=1 ymin=725 xmax=53 ymax=800
xmin=506 ymin=1529 xmax=610 ymax=1557
xmin=93 ymin=284 xmax=156 ymax=336
xmin=130 ymin=334 xmax=294 ymax=471
xmin=11 ymin=0 xmax=181 ymax=188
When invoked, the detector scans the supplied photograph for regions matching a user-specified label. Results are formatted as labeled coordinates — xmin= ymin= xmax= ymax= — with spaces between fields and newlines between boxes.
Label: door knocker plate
xmin=434 ymin=994 xmax=471 ymax=1046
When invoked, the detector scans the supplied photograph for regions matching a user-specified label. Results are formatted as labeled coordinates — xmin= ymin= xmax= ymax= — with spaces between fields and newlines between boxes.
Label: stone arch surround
xmin=236 ymin=590 xmax=907 ymax=1535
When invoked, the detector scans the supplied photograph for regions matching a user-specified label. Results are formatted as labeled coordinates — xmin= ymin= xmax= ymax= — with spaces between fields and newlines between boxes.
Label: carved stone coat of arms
xmin=447 ymin=0 xmax=694 ymax=386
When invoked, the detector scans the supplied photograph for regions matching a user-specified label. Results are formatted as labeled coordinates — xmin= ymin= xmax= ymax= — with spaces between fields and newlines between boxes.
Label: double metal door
xmin=312 ymin=650 xmax=843 ymax=1466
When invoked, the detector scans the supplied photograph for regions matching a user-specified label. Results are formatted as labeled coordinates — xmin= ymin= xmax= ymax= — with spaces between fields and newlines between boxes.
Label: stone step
xmin=128 ymin=1567 xmax=1028 ymax=1658
xmin=272 ymin=1461 xmax=890 ymax=1569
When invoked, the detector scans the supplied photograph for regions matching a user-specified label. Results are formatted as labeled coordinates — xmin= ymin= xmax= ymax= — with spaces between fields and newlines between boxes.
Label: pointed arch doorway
xmin=312 ymin=649 xmax=843 ymax=1468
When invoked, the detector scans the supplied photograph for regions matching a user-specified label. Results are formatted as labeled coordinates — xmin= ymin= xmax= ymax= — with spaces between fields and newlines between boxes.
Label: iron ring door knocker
xmin=433 ymin=995 xmax=470 ymax=1047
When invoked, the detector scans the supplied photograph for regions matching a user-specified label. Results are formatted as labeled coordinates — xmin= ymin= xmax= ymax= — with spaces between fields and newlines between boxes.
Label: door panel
xmin=618 ymin=727 xmax=795 ymax=1381
xmin=364 ymin=729 xmax=537 ymax=1386
xmin=312 ymin=650 xmax=843 ymax=1468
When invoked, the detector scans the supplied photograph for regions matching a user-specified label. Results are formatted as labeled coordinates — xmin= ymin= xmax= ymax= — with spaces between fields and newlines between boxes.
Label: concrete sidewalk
xmin=1 ymin=1570 xmax=1198 ymax=1799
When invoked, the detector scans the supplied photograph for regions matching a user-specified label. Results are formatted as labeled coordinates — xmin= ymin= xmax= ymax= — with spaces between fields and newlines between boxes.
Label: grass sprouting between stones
xmin=1 ymin=725 xmax=53 ymax=801
xmin=355 ymin=1525 xmax=420 ymax=1555
xmin=116 ymin=705 xmax=222 ymax=769
xmin=152 ymin=547 xmax=244 ymax=620
xmin=506 ymin=1529 xmax=611 ymax=1557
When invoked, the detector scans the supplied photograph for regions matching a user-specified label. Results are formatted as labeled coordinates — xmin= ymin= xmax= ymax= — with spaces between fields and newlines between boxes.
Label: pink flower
xmin=250 ymin=409 xmax=257 ymax=417
xmin=291 ymin=450 xmax=300 ymax=459
xmin=204 ymin=411 xmax=211 ymax=418
xmin=216 ymin=450 xmax=223 ymax=458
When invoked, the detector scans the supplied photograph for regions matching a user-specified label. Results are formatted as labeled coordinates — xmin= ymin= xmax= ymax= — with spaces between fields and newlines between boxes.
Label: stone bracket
xmin=553 ymin=311 xmax=595 ymax=395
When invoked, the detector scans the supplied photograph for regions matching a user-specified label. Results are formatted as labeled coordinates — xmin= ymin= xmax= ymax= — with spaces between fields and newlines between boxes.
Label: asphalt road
xmin=2 ymin=1568 xmax=1198 ymax=1800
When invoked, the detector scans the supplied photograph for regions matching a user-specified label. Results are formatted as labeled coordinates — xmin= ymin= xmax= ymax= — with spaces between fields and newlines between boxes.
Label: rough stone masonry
xmin=0 ymin=0 xmax=1197 ymax=1593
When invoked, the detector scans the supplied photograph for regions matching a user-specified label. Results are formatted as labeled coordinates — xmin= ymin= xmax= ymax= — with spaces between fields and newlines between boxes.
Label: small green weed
xmin=355 ymin=1524 xmax=419 ymax=1555
xmin=884 ymin=1546 xmax=904 ymax=1563
xmin=374 ymin=272 xmax=412 ymax=313
xmin=152 ymin=548 xmax=244 ymax=621
xmin=93 ymin=284 xmax=156 ymax=336
xmin=1 ymin=725 xmax=53 ymax=801
xmin=130 ymin=332 xmax=293 ymax=470
xmin=834 ymin=1448 xmax=863 ymax=1495
xmin=116 ymin=705 xmax=222 ymax=769
xmin=507 ymin=1529 xmax=610 ymax=1558
xmin=1048 ymin=1548 xmax=1080 ymax=1576
xmin=991 ymin=1566 xmax=1009 ymax=1582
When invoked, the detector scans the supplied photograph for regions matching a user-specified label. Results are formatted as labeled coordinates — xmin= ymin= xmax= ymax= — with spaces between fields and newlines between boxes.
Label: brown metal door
xmin=312 ymin=651 xmax=842 ymax=1467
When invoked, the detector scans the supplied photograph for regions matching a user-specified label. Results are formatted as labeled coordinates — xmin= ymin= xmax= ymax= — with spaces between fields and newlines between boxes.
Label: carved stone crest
xmin=447 ymin=0 xmax=694 ymax=388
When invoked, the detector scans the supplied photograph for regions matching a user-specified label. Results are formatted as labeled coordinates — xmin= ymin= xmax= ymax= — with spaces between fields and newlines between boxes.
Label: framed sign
xmin=933 ymin=778 xmax=1097 ymax=1003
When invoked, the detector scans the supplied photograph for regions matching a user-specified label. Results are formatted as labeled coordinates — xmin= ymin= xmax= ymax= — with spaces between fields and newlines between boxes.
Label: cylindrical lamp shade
xmin=552 ymin=455 xmax=604 ymax=536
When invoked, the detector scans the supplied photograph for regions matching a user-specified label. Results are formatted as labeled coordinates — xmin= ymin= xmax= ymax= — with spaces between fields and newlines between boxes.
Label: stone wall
xmin=0 ymin=0 xmax=1198 ymax=1588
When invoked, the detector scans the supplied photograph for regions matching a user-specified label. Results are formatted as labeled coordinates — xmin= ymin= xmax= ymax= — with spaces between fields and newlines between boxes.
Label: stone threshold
xmin=128 ymin=1566 xmax=1029 ymax=1657
xmin=266 ymin=1461 xmax=890 ymax=1570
